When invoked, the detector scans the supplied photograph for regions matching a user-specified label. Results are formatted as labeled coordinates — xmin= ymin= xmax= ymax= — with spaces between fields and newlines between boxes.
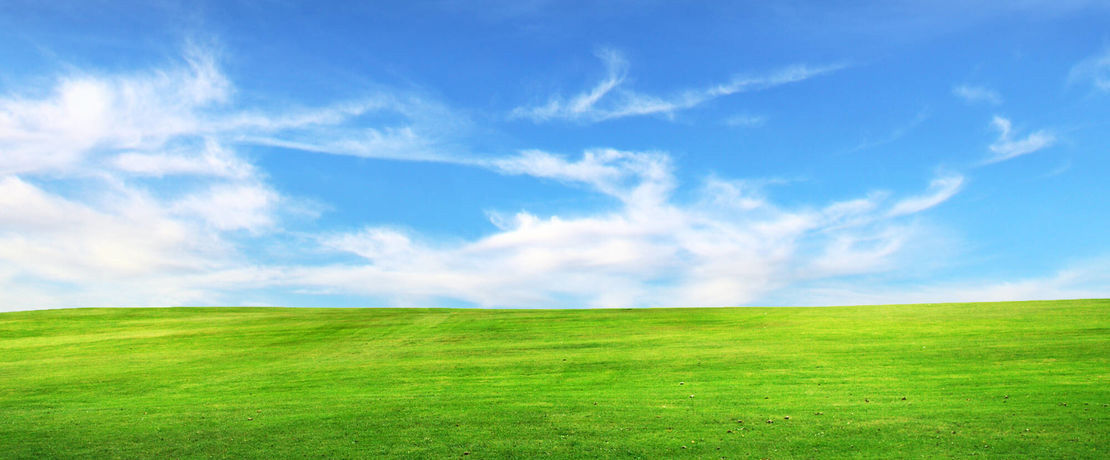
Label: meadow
xmin=1 ymin=299 xmax=1107 ymax=458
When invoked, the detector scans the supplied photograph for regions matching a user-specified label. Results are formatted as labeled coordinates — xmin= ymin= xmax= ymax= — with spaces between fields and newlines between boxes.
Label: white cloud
xmin=0 ymin=170 xmax=293 ymax=309
xmin=887 ymin=174 xmax=964 ymax=216
xmin=110 ymin=138 xmax=255 ymax=179
xmin=0 ymin=45 xmax=345 ymax=310
xmin=172 ymin=183 xmax=280 ymax=232
xmin=0 ymin=42 xmax=494 ymax=311
xmin=724 ymin=114 xmax=767 ymax=127
xmin=0 ymin=160 xmax=323 ymax=311
xmin=230 ymin=94 xmax=472 ymax=163
xmin=0 ymin=44 xmax=464 ymax=178
xmin=0 ymin=175 xmax=223 ymax=281
xmin=848 ymin=109 xmax=930 ymax=153
xmin=0 ymin=51 xmax=971 ymax=312
xmin=0 ymin=42 xmax=1067 ymax=311
xmin=778 ymin=257 xmax=1110 ymax=306
xmin=1068 ymin=47 xmax=1110 ymax=92
xmin=511 ymin=49 xmax=843 ymax=123
xmin=278 ymin=149 xmax=964 ymax=307
xmin=241 ymin=126 xmax=443 ymax=163
xmin=0 ymin=46 xmax=230 ymax=176
xmin=803 ymin=226 xmax=911 ymax=279
xmin=986 ymin=116 xmax=1055 ymax=163
xmin=953 ymin=84 xmax=1003 ymax=105
xmin=488 ymin=148 xmax=673 ymax=207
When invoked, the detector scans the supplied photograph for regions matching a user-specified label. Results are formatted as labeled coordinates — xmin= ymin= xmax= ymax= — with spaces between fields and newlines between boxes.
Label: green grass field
xmin=1 ymin=300 xmax=1107 ymax=458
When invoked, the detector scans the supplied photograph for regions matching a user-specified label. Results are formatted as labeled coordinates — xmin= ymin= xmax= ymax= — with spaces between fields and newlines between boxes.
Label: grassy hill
xmin=1 ymin=300 xmax=1107 ymax=458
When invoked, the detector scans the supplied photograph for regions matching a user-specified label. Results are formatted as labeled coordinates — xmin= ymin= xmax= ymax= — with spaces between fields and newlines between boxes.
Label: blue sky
xmin=0 ymin=1 xmax=1107 ymax=309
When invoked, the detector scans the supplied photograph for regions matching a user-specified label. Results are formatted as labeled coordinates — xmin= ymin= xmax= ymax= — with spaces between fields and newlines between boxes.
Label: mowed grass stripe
xmin=0 ymin=300 xmax=1107 ymax=458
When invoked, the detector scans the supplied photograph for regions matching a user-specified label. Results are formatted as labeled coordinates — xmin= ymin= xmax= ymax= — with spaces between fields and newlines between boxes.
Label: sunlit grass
xmin=1 ymin=300 xmax=1107 ymax=458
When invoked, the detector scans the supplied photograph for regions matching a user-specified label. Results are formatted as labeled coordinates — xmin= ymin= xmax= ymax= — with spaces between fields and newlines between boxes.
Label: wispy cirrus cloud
xmin=510 ymin=49 xmax=844 ymax=123
xmin=848 ymin=109 xmax=930 ymax=153
xmin=953 ymin=84 xmax=1003 ymax=105
xmin=1068 ymin=47 xmax=1110 ymax=92
xmin=723 ymin=114 xmax=767 ymax=127
xmin=233 ymin=94 xmax=473 ymax=163
xmin=985 ymin=116 xmax=1055 ymax=164
xmin=488 ymin=148 xmax=673 ymax=206
xmin=887 ymin=174 xmax=964 ymax=217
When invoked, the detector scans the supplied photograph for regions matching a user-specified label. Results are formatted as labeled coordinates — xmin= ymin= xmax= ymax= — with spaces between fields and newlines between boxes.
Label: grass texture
xmin=1 ymin=299 xmax=1107 ymax=458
